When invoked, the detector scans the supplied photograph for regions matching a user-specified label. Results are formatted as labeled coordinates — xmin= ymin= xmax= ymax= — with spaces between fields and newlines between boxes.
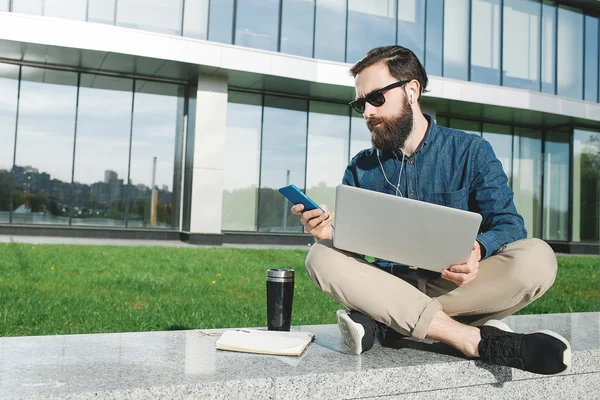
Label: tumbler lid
xmin=267 ymin=269 xmax=294 ymax=279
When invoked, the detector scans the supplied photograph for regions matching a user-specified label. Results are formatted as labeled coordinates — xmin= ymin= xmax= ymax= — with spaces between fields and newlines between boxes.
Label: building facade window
xmin=449 ymin=119 xmax=481 ymax=136
xmin=87 ymin=0 xmax=116 ymax=25
xmin=222 ymin=92 xmax=262 ymax=231
xmin=424 ymin=0 xmax=444 ymax=76
xmin=72 ymin=75 xmax=133 ymax=228
xmin=541 ymin=4 xmax=557 ymax=94
xmin=44 ymin=0 xmax=87 ymax=21
xmin=183 ymin=0 xmax=210 ymax=40
xmin=502 ymin=0 xmax=540 ymax=91
xmin=0 ymin=64 xmax=19 ymax=224
xmin=258 ymin=96 xmax=307 ymax=233
xmin=470 ymin=0 xmax=501 ymax=85
xmin=116 ymin=0 xmax=183 ymax=36
xmin=280 ymin=0 xmax=315 ymax=58
xmin=11 ymin=0 xmax=42 ymax=15
xmin=512 ymin=128 xmax=542 ymax=238
xmin=443 ymin=0 xmax=470 ymax=80
xmin=306 ymin=101 xmax=349 ymax=213
xmin=572 ymin=129 xmax=599 ymax=243
xmin=584 ymin=16 xmax=599 ymax=103
xmin=208 ymin=0 xmax=234 ymax=44
xmin=543 ymin=130 xmax=570 ymax=241
xmin=128 ymin=80 xmax=183 ymax=229
xmin=235 ymin=0 xmax=280 ymax=51
xmin=482 ymin=123 xmax=513 ymax=187
xmin=350 ymin=114 xmax=371 ymax=159
xmin=557 ymin=7 xmax=584 ymax=100
xmin=13 ymin=68 xmax=78 ymax=225
xmin=397 ymin=0 xmax=425 ymax=64
xmin=346 ymin=0 xmax=397 ymax=63
xmin=313 ymin=0 xmax=346 ymax=62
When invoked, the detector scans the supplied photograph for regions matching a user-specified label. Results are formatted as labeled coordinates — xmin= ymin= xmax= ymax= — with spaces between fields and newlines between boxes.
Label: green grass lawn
xmin=0 ymin=243 xmax=598 ymax=337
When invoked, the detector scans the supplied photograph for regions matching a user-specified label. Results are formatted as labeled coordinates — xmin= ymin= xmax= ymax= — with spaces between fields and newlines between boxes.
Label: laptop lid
xmin=332 ymin=185 xmax=482 ymax=272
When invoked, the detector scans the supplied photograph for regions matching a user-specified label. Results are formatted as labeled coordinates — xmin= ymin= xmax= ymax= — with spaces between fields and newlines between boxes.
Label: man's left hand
xmin=441 ymin=241 xmax=482 ymax=286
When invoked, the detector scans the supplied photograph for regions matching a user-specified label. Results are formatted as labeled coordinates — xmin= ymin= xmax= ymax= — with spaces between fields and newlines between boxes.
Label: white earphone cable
xmin=377 ymin=150 xmax=406 ymax=197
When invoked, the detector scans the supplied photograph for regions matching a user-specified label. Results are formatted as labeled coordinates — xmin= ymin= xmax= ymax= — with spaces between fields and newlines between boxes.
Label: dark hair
xmin=349 ymin=45 xmax=429 ymax=101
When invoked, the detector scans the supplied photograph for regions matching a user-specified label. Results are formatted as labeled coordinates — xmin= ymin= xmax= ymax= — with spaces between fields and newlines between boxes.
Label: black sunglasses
xmin=349 ymin=80 xmax=411 ymax=114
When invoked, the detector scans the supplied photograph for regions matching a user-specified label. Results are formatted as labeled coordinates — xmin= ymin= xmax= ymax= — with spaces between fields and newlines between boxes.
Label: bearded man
xmin=290 ymin=45 xmax=571 ymax=376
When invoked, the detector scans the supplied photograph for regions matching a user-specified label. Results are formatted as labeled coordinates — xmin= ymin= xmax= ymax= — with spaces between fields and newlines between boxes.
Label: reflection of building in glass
xmin=0 ymin=1 xmax=597 ymax=253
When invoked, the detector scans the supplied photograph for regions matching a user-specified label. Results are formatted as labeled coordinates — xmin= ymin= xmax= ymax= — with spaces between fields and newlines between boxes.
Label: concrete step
xmin=1 ymin=312 xmax=598 ymax=399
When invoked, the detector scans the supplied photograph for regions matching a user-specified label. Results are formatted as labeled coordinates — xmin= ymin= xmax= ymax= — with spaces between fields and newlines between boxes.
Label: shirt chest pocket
xmin=431 ymin=188 xmax=469 ymax=211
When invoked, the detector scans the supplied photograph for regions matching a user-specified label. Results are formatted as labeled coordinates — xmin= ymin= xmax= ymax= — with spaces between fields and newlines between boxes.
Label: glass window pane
xmin=129 ymin=80 xmax=184 ymax=229
xmin=436 ymin=116 xmax=448 ymax=127
xmin=0 ymin=64 xmax=19 ymax=223
xmin=314 ymin=0 xmax=346 ymax=62
xmin=443 ymin=0 xmax=469 ymax=80
xmin=512 ymin=128 xmax=542 ymax=238
xmin=13 ymin=68 xmax=78 ymax=225
xmin=258 ymin=96 xmax=307 ymax=233
xmin=471 ymin=0 xmax=501 ymax=85
xmin=557 ymin=8 xmax=584 ymax=100
xmin=12 ymin=0 xmax=42 ymax=15
xmin=280 ymin=0 xmax=315 ymax=58
xmin=306 ymin=101 xmax=349 ymax=213
xmin=346 ymin=0 xmax=397 ymax=63
xmin=235 ymin=0 xmax=280 ymax=51
xmin=72 ymin=75 xmax=133 ymax=228
xmin=208 ymin=0 xmax=234 ymax=44
xmin=222 ymin=91 xmax=262 ymax=231
xmin=572 ymin=129 xmax=599 ymax=242
xmin=482 ymin=123 xmax=512 ymax=187
xmin=543 ymin=130 xmax=570 ymax=241
xmin=502 ymin=0 xmax=540 ymax=91
xmin=350 ymin=114 xmax=371 ymax=159
xmin=116 ymin=0 xmax=183 ymax=35
xmin=541 ymin=4 xmax=556 ymax=94
xmin=425 ymin=0 xmax=443 ymax=76
xmin=449 ymin=118 xmax=481 ymax=135
xmin=0 ymin=1 xmax=10 ymax=11
xmin=584 ymin=16 xmax=599 ymax=102
xmin=183 ymin=0 xmax=210 ymax=40
xmin=397 ymin=0 xmax=425 ymax=63
xmin=44 ymin=0 xmax=86 ymax=21
xmin=87 ymin=0 xmax=115 ymax=24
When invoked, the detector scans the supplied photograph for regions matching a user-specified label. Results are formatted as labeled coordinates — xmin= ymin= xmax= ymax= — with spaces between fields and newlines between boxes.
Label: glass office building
xmin=0 ymin=0 xmax=598 ymax=253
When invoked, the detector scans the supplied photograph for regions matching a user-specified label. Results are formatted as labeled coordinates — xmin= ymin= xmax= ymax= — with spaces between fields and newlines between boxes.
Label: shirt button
xmin=408 ymin=159 xmax=413 ymax=164
xmin=410 ymin=190 xmax=415 ymax=196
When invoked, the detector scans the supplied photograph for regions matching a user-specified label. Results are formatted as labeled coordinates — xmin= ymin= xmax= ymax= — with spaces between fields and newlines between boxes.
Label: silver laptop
xmin=333 ymin=185 xmax=483 ymax=272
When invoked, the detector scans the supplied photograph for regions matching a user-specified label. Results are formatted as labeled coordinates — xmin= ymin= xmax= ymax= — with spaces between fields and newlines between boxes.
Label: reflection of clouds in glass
xmin=130 ymin=92 xmax=178 ymax=188
xmin=16 ymin=74 xmax=77 ymax=183
xmin=0 ymin=76 xmax=18 ymax=171
xmin=117 ymin=0 xmax=183 ymax=35
xmin=223 ymin=126 xmax=260 ymax=191
xmin=347 ymin=0 xmax=397 ymax=62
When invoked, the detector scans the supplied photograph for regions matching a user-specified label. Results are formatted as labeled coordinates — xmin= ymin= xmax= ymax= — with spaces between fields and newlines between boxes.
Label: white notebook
xmin=215 ymin=329 xmax=315 ymax=356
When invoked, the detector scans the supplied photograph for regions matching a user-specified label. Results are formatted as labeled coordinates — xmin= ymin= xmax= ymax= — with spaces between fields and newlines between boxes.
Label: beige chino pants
xmin=305 ymin=238 xmax=557 ymax=339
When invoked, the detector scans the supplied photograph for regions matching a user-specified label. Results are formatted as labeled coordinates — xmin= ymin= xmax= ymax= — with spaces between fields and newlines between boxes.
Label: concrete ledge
xmin=1 ymin=312 xmax=598 ymax=399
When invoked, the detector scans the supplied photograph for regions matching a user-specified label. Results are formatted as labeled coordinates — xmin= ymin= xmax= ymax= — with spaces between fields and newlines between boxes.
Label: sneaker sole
xmin=336 ymin=310 xmax=364 ymax=355
xmin=484 ymin=319 xmax=572 ymax=375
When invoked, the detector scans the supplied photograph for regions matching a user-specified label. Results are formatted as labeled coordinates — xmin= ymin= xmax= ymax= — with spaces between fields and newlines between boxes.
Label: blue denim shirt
xmin=342 ymin=114 xmax=526 ymax=267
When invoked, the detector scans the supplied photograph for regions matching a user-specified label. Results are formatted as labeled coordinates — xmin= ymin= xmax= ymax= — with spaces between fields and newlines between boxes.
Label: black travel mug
xmin=266 ymin=269 xmax=294 ymax=331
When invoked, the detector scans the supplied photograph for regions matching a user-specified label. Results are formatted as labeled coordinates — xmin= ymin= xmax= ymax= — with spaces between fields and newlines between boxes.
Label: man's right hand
xmin=291 ymin=204 xmax=334 ymax=241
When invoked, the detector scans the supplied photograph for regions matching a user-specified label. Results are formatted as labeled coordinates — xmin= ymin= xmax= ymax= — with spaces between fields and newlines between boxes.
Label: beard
xmin=367 ymin=98 xmax=414 ymax=154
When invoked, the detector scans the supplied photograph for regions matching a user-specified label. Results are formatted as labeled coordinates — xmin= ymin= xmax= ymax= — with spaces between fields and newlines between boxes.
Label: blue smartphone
xmin=278 ymin=184 xmax=325 ymax=213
